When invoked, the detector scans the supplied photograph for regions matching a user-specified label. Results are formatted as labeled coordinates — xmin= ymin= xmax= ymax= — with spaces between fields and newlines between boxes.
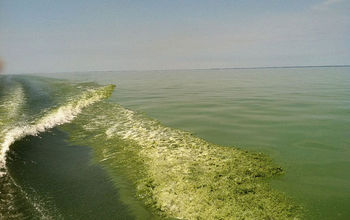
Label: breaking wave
xmin=0 ymin=84 xmax=115 ymax=176
xmin=0 ymin=77 xmax=115 ymax=219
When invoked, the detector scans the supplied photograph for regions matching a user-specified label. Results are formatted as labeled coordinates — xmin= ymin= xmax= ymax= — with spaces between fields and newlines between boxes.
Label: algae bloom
xmin=63 ymin=101 xmax=302 ymax=219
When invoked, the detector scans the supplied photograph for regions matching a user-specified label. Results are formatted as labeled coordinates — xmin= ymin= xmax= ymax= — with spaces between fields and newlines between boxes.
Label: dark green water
xmin=1 ymin=67 xmax=349 ymax=219
xmin=7 ymin=128 xmax=133 ymax=219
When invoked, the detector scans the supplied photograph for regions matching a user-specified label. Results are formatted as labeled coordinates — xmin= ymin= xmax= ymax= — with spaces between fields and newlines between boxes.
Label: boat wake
xmin=0 ymin=84 xmax=115 ymax=176
xmin=0 ymin=76 xmax=115 ymax=219
xmin=1 ymin=75 xmax=301 ymax=219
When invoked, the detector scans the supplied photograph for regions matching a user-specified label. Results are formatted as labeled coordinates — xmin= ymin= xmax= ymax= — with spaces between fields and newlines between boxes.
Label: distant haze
xmin=0 ymin=0 xmax=349 ymax=74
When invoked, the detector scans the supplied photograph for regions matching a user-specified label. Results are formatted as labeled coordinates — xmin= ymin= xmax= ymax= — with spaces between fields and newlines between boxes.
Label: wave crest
xmin=0 ymin=84 xmax=115 ymax=176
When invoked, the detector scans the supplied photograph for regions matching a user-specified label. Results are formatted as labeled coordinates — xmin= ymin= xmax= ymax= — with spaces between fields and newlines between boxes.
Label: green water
xmin=1 ymin=67 xmax=349 ymax=219
xmin=44 ymin=67 xmax=350 ymax=219
xmin=7 ymin=128 xmax=134 ymax=219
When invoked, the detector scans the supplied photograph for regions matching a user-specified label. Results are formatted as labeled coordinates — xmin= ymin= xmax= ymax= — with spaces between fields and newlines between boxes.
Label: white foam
xmin=0 ymin=85 xmax=114 ymax=176
xmin=0 ymin=85 xmax=25 ymax=120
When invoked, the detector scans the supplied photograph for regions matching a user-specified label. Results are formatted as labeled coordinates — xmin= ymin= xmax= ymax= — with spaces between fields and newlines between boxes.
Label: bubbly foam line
xmin=0 ymin=83 xmax=26 ymax=175
xmin=0 ymin=85 xmax=115 ymax=176
xmin=0 ymin=84 xmax=25 ymax=120
xmin=0 ymin=172 xmax=61 ymax=219
xmin=0 ymin=83 xmax=26 ymax=131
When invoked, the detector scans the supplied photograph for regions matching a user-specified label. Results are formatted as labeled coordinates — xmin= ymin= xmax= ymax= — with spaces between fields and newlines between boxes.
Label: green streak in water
xmin=62 ymin=101 xmax=302 ymax=219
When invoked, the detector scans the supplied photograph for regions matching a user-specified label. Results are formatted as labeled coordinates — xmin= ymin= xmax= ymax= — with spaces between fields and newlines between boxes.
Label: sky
xmin=0 ymin=0 xmax=349 ymax=74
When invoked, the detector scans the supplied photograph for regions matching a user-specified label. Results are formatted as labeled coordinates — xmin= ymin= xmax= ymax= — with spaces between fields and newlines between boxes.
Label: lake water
xmin=1 ymin=66 xmax=349 ymax=219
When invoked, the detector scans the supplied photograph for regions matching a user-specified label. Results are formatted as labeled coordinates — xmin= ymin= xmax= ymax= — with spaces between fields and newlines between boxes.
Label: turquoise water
xmin=1 ymin=67 xmax=349 ymax=219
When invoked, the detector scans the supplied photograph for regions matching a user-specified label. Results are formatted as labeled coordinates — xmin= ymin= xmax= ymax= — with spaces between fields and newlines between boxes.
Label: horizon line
xmin=7 ymin=64 xmax=350 ymax=75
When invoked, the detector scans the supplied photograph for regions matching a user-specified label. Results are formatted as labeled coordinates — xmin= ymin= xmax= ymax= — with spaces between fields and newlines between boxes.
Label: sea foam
xmin=0 ymin=84 xmax=115 ymax=176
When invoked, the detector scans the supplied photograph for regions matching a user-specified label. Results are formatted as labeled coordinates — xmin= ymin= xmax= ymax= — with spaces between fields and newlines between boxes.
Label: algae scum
xmin=0 ymin=75 xmax=301 ymax=219
xmin=63 ymin=102 xmax=301 ymax=219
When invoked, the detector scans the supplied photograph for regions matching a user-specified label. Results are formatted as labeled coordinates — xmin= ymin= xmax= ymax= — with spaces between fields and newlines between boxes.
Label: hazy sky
xmin=0 ymin=0 xmax=349 ymax=73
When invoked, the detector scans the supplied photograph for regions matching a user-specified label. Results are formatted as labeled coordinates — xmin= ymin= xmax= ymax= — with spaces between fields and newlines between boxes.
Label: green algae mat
xmin=62 ymin=101 xmax=302 ymax=219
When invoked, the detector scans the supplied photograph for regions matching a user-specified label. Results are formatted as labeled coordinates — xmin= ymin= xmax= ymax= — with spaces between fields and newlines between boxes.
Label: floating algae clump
xmin=62 ymin=101 xmax=302 ymax=219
